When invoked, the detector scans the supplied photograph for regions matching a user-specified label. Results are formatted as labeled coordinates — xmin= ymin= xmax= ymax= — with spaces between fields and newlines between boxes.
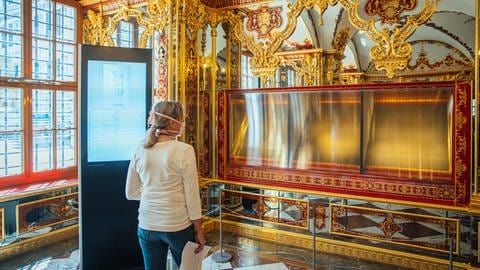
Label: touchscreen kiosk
xmin=79 ymin=45 xmax=152 ymax=270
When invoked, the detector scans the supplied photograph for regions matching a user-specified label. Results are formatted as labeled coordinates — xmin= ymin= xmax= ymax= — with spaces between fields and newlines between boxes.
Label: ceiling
xmin=78 ymin=0 xmax=476 ymax=74
xmin=236 ymin=0 xmax=476 ymax=73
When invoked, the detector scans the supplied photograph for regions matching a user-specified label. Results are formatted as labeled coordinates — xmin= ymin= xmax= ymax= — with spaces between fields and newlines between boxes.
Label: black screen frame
xmin=79 ymin=44 xmax=152 ymax=270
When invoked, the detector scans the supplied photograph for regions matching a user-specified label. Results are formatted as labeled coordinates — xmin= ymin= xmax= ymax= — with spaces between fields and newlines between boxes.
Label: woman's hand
xmin=191 ymin=219 xmax=206 ymax=253
xmin=194 ymin=229 xmax=206 ymax=253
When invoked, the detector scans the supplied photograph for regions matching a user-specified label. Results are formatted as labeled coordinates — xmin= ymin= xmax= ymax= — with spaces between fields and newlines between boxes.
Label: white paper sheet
xmin=179 ymin=241 xmax=212 ymax=270
xmin=234 ymin=263 xmax=289 ymax=270
xmin=201 ymin=253 xmax=233 ymax=270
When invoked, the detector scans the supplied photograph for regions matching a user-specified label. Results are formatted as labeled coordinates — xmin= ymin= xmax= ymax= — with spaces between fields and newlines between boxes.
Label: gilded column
xmin=210 ymin=22 xmax=218 ymax=178
xmin=167 ymin=1 xmax=174 ymax=100
xmin=179 ymin=0 xmax=187 ymax=108
xmin=226 ymin=25 xmax=231 ymax=90
xmin=475 ymin=1 xmax=479 ymax=195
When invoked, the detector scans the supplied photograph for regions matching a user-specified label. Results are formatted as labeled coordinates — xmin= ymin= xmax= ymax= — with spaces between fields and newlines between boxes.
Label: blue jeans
xmin=137 ymin=225 xmax=195 ymax=270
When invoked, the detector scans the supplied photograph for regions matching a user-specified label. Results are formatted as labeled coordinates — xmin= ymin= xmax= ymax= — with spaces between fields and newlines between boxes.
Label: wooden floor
xmin=0 ymin=230 xmax=411 ymax=270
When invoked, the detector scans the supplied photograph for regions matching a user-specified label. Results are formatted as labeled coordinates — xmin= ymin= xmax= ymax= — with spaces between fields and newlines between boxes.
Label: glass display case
xmin=217 ymin=81 xmax=472 ymax=207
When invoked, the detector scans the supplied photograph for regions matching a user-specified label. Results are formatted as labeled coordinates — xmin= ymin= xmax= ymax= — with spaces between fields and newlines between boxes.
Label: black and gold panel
xmin=220 ymin=189 xmax=314 ymax=230
xmin=330 ymin=204 xmax=459 ymax=254
xmin=16 ymin=193 xmax=78 ymax=235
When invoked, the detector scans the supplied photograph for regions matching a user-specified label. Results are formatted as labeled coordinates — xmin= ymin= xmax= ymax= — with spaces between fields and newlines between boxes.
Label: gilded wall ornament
xmin=83 ymin=10 xmax=114 ymax=46
xmin=83 ymin=0 xmax=170 ymax=47
xmin=225 ymin=0 xmax=335 ymax=86
xmin=338 ymin=0 xmax=437 ymax=78
xmin=281 ymin=54 xmax=318 ymax=86
xmin=332 ymin=27 xmax=350 ymax=53
xmin=184 ymin=0 xmax=208 ymax=38
xmin=147 ymin=0 xmax=170 ymax=34
xmin=246 ymin=6 xmax=283 ymax=39
xmin=365 ymin=0 xmax=417 ymax=24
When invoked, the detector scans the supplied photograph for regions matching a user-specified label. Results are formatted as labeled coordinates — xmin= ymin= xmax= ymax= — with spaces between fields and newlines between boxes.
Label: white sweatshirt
xmin=125 ymin=140 xmax=202 ymax=232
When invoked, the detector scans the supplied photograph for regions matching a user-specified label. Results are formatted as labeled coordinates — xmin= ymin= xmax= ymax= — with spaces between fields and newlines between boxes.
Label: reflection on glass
xmin=1 ymin=0 xmax=22 ymax=77
xmin=56 ymin=43 xmax=75 ymax=81
xmin=0 ymin=88 xmax=23 ymax=176
xmin=56 ymin=91 xmax=75 ymax=129
xmin=228 ymin=87 xmax=453 ymax=180
xmin=0 ymin=0 xmax=22 ymax=33
xmin=33 ymin=130 xmax=53 ymax=172
xmin=57 ymin=129 xmax=75 ymax=168
xmin=0 ymin=88 xmax=23 ymax=130
xmin=363 ymin=89 xmax=452 ymax=180
xmin=32 ymin=90 xmax=54 ymax=130
xmin=0 ymin=132 xmax=23 ymax=176
xmin=32 ymin=38 xmax=54 ymax=80
xmin=230 ymin=93 xmax=289 ymax=167
xmin=56 ymin=4 xmax=76 ymax=43
xmin=114 ymin=21 xmax=134 ymax=48
xmin=32 ymin=0 xmax=54 ymax=39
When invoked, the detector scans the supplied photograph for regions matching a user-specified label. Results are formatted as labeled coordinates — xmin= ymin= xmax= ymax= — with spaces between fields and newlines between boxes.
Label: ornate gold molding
xmin=83 ymin=10 xmax=113 ymax=45
xmin=83 ymin=1 xmax=170 ymax=47
xmin=281 ymin=54 xmax=318 ymax=86
xmin=184 ymin=0 xmax=209 ymax=39
xmin=224 ymin=0 xmax=336 ymax=86
xmin=338 ymin=0 xmax=438 ymax=78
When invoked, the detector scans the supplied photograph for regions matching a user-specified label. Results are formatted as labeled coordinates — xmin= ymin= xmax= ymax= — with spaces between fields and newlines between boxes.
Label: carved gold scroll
xmin=224 ymin=0 xmax=336 ymax=86
xmin=83 ymin=0 xmax=170 ymax=47
xmin=337 ymin=0 xmax=438 ymax=78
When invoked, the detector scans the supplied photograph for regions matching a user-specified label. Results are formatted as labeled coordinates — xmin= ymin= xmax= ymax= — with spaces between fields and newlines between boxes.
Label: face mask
xmin=179 ymin=121 xmax=186 ymax=135
xmin=150 ymin=111 xmax=184 ymax=137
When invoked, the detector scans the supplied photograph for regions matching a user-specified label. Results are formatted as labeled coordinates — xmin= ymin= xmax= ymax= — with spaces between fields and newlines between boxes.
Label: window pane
xmin=116 ymin=21 xmax=133 ymax=48
xmin=32 ymin=38 xmax=53 ymax=79
xmin=56 ymin=43 xmax=75 ymax=81
xmin=0 ymin=87 xmax=22 ymax=131
xmin=32 ymin=89 xmax=53 ymax=130
xmin=0 ymin=0 xmax=22 ymax=33
xmin=56 ymin=3 xmax=75 ymax=43
xmin=56 ymin=90 xmax=75 ymax=129
xmin=33 ymin=130 xmax=53 ymax=172
xmin=32 ymin=0 xmax=53 ymax=39
xmin=0 ymin=32 xmax=22 ymax=77
xmin=56 ymin=129 xmax=75 ymax=168
xmin=0 ymin=132 xmax=22 ymax=176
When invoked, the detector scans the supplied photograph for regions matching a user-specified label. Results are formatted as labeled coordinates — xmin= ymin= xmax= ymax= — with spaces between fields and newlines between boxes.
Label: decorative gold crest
xmin=246 ymin=6 xmax=283 ymax=39
xmin=339 ymin=0 xmax=437 ymax=78
xmin=365 ymin=0 xmax=417 ymax=24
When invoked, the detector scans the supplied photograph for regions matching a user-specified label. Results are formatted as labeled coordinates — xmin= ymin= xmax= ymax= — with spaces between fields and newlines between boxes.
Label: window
xmin=241 ymin=54 xmax=258 ymax=89
xmin=0 ymin=0 xmax=22 ymax=77
xmin=112 ymin=20 xmax=153 ymax=49
xmin=0 ymin=0 xmax=79 ymax=187
xmin=113 ymin=21 xmax=134 ymax=48
xmin=0 ymin=87 xmax=22 ymax=176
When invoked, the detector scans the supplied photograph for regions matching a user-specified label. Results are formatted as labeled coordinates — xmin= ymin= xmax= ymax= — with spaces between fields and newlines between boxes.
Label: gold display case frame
xmin=217 ymin=81 xmax=472 ymax=208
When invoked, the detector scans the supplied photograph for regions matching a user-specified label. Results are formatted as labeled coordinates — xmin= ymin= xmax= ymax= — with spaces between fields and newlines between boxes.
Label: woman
xmin=125 ymin=101 xmax=206 ymax=270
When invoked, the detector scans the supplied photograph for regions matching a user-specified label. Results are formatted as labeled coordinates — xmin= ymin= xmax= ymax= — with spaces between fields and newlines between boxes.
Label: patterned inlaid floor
xmin=0 ymin=230 xmax=411 ymax=270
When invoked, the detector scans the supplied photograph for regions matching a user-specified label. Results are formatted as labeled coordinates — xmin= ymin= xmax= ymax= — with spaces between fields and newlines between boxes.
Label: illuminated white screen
xmin=87 ymin=60 xmax=147 ymax=162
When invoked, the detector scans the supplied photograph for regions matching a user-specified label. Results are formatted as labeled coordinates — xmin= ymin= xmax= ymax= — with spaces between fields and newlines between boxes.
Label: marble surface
xmin=0 ymin=231 xmax=411 ymax=270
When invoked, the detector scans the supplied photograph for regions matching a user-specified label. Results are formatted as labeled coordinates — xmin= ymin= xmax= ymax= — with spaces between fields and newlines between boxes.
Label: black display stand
xmin=79 ymin=45 xmax=152 ymax=270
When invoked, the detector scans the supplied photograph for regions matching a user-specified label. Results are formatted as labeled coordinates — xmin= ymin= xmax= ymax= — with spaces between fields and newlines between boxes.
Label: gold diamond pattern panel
xmin=220 ymin=189 xmax=313 ymax=230
xmin=330 ymin=204 xmax=460 ymax=254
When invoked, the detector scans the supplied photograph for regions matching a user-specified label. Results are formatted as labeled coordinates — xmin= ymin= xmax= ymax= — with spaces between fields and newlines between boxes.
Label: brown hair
xmin=143 ymin=101 xmax=184 ymax=148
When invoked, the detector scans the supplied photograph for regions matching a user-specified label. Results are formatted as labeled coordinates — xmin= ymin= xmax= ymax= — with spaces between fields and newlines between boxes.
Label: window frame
xmin=0 ymin=0 xmax=81 ymax=188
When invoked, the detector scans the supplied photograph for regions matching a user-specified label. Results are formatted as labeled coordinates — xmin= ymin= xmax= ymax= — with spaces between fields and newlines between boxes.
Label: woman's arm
xmin=125 ymin=157 xmax=142 ymax=200
xmin=191 ymin=218 xmax=206 ymax=253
